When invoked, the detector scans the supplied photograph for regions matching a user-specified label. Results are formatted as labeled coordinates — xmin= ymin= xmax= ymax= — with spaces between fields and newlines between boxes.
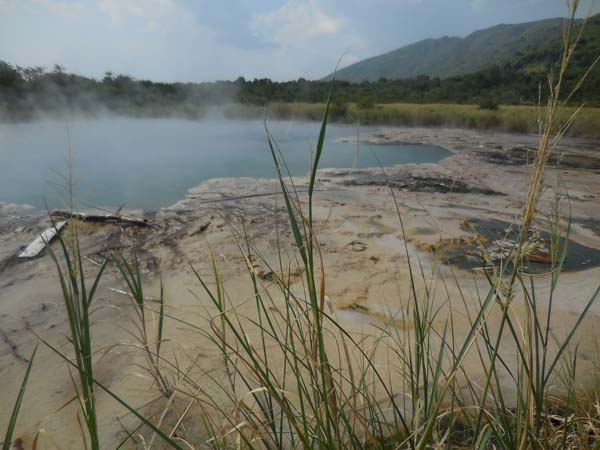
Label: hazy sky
xmin=1 ymin=0 xmax=597 ymax=82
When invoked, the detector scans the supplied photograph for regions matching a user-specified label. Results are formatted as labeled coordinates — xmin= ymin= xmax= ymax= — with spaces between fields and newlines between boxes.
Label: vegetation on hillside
xmin=329 ymin=16 xmax=575 ymax=81
xmin=229 ymin=102 xmax=600 ymax=137
xmin=0 ymin=15 xmax=598 ymax=126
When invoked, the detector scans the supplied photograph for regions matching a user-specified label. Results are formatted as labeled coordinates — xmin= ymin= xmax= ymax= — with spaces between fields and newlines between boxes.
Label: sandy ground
xmin=1 ymin=126 xmax=600 ymax=449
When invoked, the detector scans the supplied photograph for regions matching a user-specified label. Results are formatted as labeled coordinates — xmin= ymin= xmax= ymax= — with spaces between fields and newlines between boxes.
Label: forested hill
xmin=328 ymin=16 xmax=583 ymax=82
xmin=0 ymin=15 xmax=598 ymax=121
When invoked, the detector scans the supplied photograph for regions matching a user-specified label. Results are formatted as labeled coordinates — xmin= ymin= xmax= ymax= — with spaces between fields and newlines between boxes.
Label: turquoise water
xmin=0 ymin=118 xmax=450 ymax=209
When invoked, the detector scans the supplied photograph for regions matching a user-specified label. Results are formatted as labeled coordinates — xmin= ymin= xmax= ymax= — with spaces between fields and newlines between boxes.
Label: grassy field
xmin=226 ymin=102 xmax=600 ymax=138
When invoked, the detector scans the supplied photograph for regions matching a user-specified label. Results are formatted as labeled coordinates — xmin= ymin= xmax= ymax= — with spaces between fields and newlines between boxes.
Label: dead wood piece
xmin=17 ymin=221 xmax=66 ymax=258
xmin=52 ymin=209 xmax=149 ymax=227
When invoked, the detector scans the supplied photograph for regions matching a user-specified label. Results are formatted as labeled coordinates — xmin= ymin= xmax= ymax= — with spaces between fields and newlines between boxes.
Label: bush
xmin=330 ymin=101 xmax=348 ymax=119
xmin=357 ymin=97 xmax=376 ymax=109
xmin=479 ymin=97 xmax=500 ymax=110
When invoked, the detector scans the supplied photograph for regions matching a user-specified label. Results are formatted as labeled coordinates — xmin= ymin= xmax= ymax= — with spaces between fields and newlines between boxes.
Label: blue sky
xmin=0 ymin=0 xmax=597 ymax=81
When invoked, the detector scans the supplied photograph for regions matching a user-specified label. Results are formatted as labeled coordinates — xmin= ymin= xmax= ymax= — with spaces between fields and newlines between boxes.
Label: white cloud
xmin=0 ymin=0 xmax=364 ymax=81
xmin=98 ymin=0 xmax=191 ymax=32
xmin=251 ymin=0 xmax=344 ymax=46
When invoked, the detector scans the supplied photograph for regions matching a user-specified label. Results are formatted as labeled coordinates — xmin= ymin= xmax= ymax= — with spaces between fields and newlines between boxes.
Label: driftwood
xmin=51 ymin=209 xmax=149 ymax=227
xmin=18 ymin=221 xmax=66 ymax=258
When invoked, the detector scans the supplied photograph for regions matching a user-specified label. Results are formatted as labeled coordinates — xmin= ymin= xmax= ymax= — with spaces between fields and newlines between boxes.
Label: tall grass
xmin=184 ymin=3 xmax=600 ymax=448
xmin=477 ymin=5 xmax=600 ymax=446
xmin=117 ymin=256 xmax=171 ymax=399
xmin=225 ymin=102 xmax=600 ymax=138
xmin=44 ymin=226 xmax=107 ymax=450
xmin=39 ymin=226 xmax=186 ymax=450
xmin=14 ymin=2 xmax=599 ymax=449
xmin=1 ymin=346 xmax=36 ymax=450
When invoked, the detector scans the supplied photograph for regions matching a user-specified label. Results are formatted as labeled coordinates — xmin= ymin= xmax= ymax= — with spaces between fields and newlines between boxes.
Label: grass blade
xmin=2 ymin=345 xmax=38 ymax=450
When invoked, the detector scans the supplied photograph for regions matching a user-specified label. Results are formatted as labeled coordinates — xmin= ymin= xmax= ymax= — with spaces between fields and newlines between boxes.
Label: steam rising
xmin=0 ymin=62 xmax=247 ymax=122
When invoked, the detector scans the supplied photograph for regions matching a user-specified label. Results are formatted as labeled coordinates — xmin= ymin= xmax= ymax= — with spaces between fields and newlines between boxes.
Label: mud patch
xmin=336 ymin=173 xmax=504 ymax=195
xmin=476 ymin=146 xmax=600 ymax=171
xmin=422 ymin=218 xmax=600 ymax=272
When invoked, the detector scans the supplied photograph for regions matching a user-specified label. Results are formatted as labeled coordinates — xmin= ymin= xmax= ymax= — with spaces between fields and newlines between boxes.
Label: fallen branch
xmin=18 ymin=221 xmax=66 ymax=259
xmin=51 ymin=210 xmax=149 ymax=227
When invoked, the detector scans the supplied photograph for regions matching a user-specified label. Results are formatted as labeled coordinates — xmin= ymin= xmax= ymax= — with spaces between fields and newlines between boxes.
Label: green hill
xmin=512 ymin=14 xmax=600 ymax=77
xmin=329 ymin=16 xmax=580 ymax=82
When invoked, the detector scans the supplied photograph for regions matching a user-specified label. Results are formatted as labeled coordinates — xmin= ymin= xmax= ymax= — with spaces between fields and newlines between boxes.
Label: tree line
xmin=1 ymin=36 xmax=598 ymax=121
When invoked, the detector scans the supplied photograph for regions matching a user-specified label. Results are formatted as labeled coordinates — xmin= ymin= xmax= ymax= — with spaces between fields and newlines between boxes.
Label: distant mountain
xmin=328 ymin=16 xmax=582 ymax=82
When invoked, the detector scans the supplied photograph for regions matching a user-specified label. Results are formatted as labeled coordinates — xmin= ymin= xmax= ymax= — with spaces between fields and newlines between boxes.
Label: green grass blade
xmin=2 ymin=345 xmax=37 ymax=450
xmin=87 ymin=259 xmax=108 ymax=308
xmin=545 ymin=283 xmax=600 ymax=384
xmin=157 ymin=280 xmax=165 ymax=358
xmin=39 ymin=338 xmax=185 ymax=450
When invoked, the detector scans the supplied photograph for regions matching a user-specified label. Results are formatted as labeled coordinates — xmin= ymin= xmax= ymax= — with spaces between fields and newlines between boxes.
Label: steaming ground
xmin=1 ymin=127 xmax=600 ymax=448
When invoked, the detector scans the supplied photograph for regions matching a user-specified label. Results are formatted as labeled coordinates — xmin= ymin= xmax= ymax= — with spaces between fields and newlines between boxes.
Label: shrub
xmin=357 ymin=97 xmax=376 ymax=109
xmin=330 ymin=101 xmax=348 ymax=119
xmin=479 ymin=96 xmax=500 ymax=110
